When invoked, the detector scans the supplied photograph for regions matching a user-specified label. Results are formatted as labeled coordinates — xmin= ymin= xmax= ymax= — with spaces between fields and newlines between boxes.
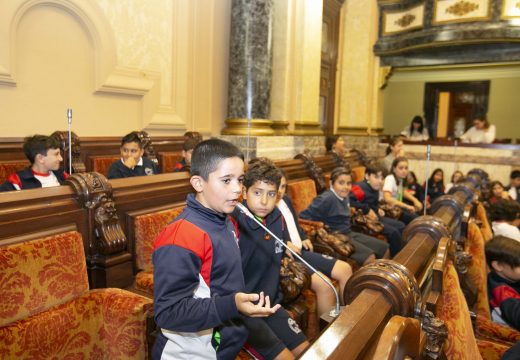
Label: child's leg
xmin=311 ymin=272 xmax=335 ymax=315
xmin=350 ymin=231 xmax=389 ymax=259
xmin=349 ymin=239 xmax=376 ymax=266
xmin=331 ymin=260 xmax=352 ymax=303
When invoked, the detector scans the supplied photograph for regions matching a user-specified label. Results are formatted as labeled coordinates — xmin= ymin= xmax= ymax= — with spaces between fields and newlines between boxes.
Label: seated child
xmin=486 ymin=236 xmax=520 ymax=331
xmin=0 ymin=134 xmax=68 ymax=191
xmin=152 ymin=139 xmax=280 ymax=359
xmin=404 ymin=171 xmax=426 ymax=206
xmin=507 ymin=170 xmax=520 ymax=204
xmin=445 ymin=170 xmax=464 ymax=194
xmin=490 ymin=199 xmax=520 ymax=242
xmin=107 ymin=131 xmax=159 ymax=179
xmin=300 ymin=166 xmax=390 ymax=266
xmin=174 ymin=137 xmax=200 ymax=172
xmin=350 ymin=164 xmax=405 ymax=256
xmin=383 ymin=157 xmax=421 ymax=224
xmin=425 ymin=168 xmax=445 ymax=203
xmin=278 ymin=171 xmax=352 ymax=315
xmin=231 ymin=160 xmax=309 ymax=360
xmin=488 ymin=181 xmax=512 ymax=205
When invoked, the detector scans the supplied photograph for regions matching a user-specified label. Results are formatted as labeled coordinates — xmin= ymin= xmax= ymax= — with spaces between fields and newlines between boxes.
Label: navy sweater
xmin=107 ymin=157 xmax=159 ymax=179
xmin=300 ymin=189 xmax=352 ymax=235
xmin=488 ymin=271 xmax=520 ymax=331
xmin=231 ymin=203 xmax=285 ymax=304
xmin=0 ymin=167 xmax=68 ymax=192
xmin=350 ymin=180 xmax=380 ymax=214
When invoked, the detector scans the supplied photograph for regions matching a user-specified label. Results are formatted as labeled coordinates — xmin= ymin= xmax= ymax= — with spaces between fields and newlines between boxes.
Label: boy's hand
xmin=286 ymin=241 xmax=301 ymax=259
xmin=378 ymin=209 xmax=385 ymax=217
xmin=235 ymin=292 xmax=281 ymax=317
xmin=123 ymin=156 xmax=138 ymax=169
xmin=413 ymin=200 xmax=423 ymax=211
xmin=367 ymin=209 xmax=378 ymax=220
xmin=302 ymin=239 xmax=313 ymax=252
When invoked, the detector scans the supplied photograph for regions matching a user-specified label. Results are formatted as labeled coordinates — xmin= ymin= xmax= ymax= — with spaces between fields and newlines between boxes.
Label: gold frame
xmin=382 ymin=4 xmax=425 ymax=36
xmin=432 ymin=0 xmax=491 ymax=25
xmin=501 ymin=0 xmax=520 ymax=19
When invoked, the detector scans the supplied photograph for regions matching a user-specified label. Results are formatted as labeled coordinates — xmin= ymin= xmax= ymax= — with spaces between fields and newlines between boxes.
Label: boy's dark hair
xmin=183 ymin=131 xmax=203 ymax=142
xmin=121 ymin=131 xmax=143 ymax=148
xmin=243 ymin=159 xmax=282 ymax=190
xmin=190 ymin=138 xmax=244 ymax=180
xmin=23 ymin=135 xmax=61 ymax=164
xmin=490 ymin=199 xmax=520 ymax=222
xmin=511 ymin=170 xmax=520 ymax=180
xmin=325 ymin=135 xmax=340 ymax=152
xmin=485 ymin=236 xmax=520 ymax=268
xmin=330 ymin=166 xmax=351 ymax=184
xmin=183 ymin=137 xmax=200 ymax=152
xmin=365 ymin=163 xmax=385 ymax=177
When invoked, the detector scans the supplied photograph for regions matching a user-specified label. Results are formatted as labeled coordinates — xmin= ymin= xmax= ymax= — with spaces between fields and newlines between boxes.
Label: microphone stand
xmin=423 ymin=144 xmax=431 ymax=215
xmin=236 ymin=203 xmax=341 ymax=317
xmin=67 ymin=108 xmax=72 ymax=174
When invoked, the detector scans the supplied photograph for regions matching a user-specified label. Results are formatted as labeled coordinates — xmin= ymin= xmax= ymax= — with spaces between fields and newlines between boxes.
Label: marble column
xmin=222 ymin=0 xmax=274 ymax=136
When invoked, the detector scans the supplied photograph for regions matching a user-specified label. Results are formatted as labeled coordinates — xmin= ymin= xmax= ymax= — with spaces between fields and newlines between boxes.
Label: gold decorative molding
xmin=222 ymin=118 xmax=275 ymax=136
xmin=379 ymin=66 xmax=393 ymax=89
xmin=446 ymin=1 xmax=479 ymax=16
xmin=292 ymin=121 xmax=323 ymax=136
xmin=271 ymin=120 xmax=290 ymax=135
xmin=395 ymin=14 xmax=416 ymax=28
xmin=336 ymin=126 xmax=370 ymax=136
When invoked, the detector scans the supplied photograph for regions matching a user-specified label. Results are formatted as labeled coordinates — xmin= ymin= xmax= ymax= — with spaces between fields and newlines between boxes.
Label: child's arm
xmin=383 ymin=190 xmax=415 ymax=212
xmin=403 ymin=190 xmax=423 ymax=211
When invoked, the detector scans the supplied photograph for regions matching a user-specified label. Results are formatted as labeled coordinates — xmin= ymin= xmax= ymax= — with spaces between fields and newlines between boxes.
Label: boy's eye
xmin=254 ymin=190 xmax=261 ymax=196
xmin=268 ymin=192 xmax=276 ymax=198
xmin=222 ymin=178 xmax=231 ymax=184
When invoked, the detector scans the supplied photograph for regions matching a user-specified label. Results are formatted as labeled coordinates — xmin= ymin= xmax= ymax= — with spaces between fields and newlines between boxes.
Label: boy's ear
xmin=490 ymin=260 xmax=503 ymax=272
xmin=190 ymin=175 xmax=204 ymax=193
xmin=34 ymin=153 xmax=44 ymax=164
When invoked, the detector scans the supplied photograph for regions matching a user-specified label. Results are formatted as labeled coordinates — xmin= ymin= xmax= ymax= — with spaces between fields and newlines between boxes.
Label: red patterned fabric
xmin=286 ymin=179 xmax=318 ymax=214
xmin=0 ymin=231 xmax=89 ymax=326
xmin=134 ymin=205 xmax=185 ymax=271
xmin=0 ymin=161 xmax=29 ymax=183
xmin=159 ymin=152 xmax=183 ymax=173
xmin=476 ymin=338 xmax=510 ymax=360
xmin=438 ymin=261 xmax=482 ymax=360
xmin=476 ymin=314 xmax=520 ymax=345
xmin=90 ymin=156 xmax=120 ymax=177
xmin=135 ymin=270 xmax=154 ymax=295
xmin=466 ymin=221 xmax=491 ymax=319
xmin=0 ymin=231 xmax=153 ymax=359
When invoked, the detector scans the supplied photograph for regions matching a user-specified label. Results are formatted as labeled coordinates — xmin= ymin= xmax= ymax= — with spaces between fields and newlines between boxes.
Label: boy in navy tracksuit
xmin=0 ymin=135 xmax=68 ymax=192
xmin=107 ymin=131 xmax=159 ymax=179
xmin=349 ymin=164 xmax=405 ymax=256
xmin=231 ymin=159 xmax=308 ymax=360
xmin=152 ymin=139 xmax=280 ymax=360
xmin=485 ymin=236 xmax=520 ymax=331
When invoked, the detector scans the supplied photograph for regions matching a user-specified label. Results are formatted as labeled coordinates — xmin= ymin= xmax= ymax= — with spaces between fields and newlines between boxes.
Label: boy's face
xmin=244 ymin=180 xmax=278 ymax=218
xmin=278 ymin=176 xmax=287 ymax=200
xmin=331 ymin=174 xmax=352 ymax=199
xmin=120 ymin=142 xmax=143 ymax=163
xmin=190 ymin=157 xmax=244 ymax=214
xmin=366 ymin=172 xmax=383 ymax=191
xmin=492 ymin=261 xmax=520 ymax=282
xmin=38 ymin=148 xmax=62 ymax=171
xmin=512 ymin=177 xmax=520 ymax=188
xmin=183 ymin=149 xmax=194 ymax=165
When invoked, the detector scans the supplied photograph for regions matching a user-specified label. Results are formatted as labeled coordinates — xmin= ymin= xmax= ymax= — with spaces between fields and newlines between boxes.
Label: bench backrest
xmin=0 ymin=160 xmax=29 ymax=183
xmin=286 ymin=178 xmax=318 ymax=214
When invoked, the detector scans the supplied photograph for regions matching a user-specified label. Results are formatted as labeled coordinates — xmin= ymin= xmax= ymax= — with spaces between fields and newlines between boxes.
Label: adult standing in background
xmin=400 ymin=115 xmax=429 ymax=141
xmin=459 ymin=116 xmax=496 ymax=144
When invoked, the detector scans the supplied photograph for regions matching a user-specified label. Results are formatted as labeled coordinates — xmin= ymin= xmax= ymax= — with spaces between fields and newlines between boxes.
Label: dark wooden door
xmin=320 ymin=0 xmax=344 ymax=135
xmin=424 ymin=81 xmax=490 ymax=138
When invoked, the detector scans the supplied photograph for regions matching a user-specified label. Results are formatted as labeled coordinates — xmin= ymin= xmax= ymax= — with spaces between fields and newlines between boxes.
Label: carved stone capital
xmin=294 ymin=153 xmax=327 ymax=194
xmin=66 ymin=172 xmax=126 ymax=255
xmin=402 ymin=215 xmax=451 ymax=244
xmin=344 ymin=260 xmax=422 ymax=318
xmin=420 ymin=310 xmax=448 ymax=360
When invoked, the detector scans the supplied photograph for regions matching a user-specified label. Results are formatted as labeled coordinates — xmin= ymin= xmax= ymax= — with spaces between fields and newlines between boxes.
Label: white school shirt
xmin=460 ymin=125 xmax=496 ymax=144
xmin=492 ymin=221 xmax=520 ymax=242
xmin=276 ymin=199 xmax=303 ymax=249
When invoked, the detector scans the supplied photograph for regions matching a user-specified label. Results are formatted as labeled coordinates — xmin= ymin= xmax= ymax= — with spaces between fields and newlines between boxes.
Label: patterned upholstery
xmin=158 ymin=151 xmax=183 ymax=173
xmin=476 ymin=339 xmax=511 ymax=360
xmin=0 ymin=161 xmax=29 ymax=183
xmin=438 ymin=261 xmax=483 ymax=360
xmin=476 ymin=314 xmax=520 ymax=345
xmin=0 ymin=231 xmax=152 ymax=359
xmin=476 ymin=202 xmax=493 ymax=242
xmin=90 ymin=156 xmax=120 ymax=177
xmin=286 ymin=179 xmax=318 ymax=214
xmin=466 ymin=221 xmax=491 ymax=319
xmin=351 ymin=166 xmax=366 ymax=183
xmin=134 ymin=205 xmax=185 ymax=272
xmin=134 ymin=271 xmax=154 ymax=294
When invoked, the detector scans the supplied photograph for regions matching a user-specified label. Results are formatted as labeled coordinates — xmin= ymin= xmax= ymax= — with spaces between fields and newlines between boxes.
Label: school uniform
xmin=299 ymin=189 xmax=388 ymax=265
xmin=107 ymin=157 xmax=159 ymax=179
xmin=231 ymin=204 xmax=306 ymax=360
xmin=152 ymin=194 xmax=248 ymax=359
xmin=0 ymin=167 xmax=68 ymax=191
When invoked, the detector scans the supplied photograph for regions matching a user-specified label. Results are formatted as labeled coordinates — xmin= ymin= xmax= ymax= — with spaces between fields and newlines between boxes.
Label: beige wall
xmin=382 ymin=64 xmax=520 ymax=140
xmin=0 ymin=0 xmax=231 ymax=138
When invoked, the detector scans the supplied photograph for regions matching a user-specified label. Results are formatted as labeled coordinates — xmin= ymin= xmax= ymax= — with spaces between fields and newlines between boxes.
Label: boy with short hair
xmin=490 ymin=199 xmax=520 ymax=242
xmin=508 ymin=170 xmax=520 ymax=204
xmin=486 ymin=236 xmax=520 ymax=330
xmin=231 ymin=160 xmax=309 ymax=360
xmin=0 ymin=134 xmax=68 ymax=192
xmin=174 ymin=137 xmax=200 ymax=172
xmin=350 ymin=164 xmax=405 ymax=256
xmin=152 ymin=139 xmax=280 ymax=359
xmin=107 ymin=131 xmax=159 ymax=179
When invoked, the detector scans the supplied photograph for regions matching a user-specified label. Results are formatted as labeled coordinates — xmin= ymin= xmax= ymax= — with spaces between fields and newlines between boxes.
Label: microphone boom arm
xmin=236 ymin=203 xmax=340 ymax=317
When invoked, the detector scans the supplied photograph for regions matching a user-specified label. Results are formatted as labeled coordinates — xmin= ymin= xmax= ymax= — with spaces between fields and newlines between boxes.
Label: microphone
xmin=66 ymin=108 xmax=73 ymax=175
xmin=423 ymin=144 xmax=431 ymax=215
xmin=235 ymin=202 xmax=341 ymax=317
